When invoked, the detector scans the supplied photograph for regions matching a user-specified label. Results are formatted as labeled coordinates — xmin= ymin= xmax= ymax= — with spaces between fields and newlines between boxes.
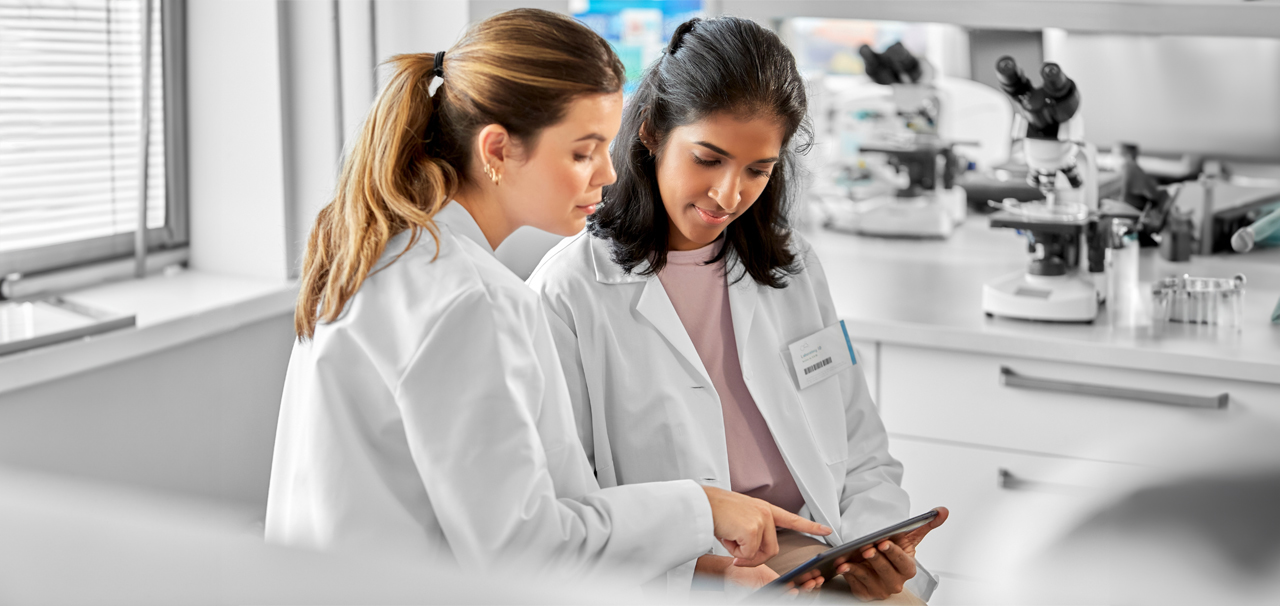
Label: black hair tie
xmin=432 ymin=51 xmax=445 ymax=78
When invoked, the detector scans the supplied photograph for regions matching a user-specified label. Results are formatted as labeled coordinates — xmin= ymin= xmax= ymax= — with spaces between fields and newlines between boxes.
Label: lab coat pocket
xmin=779 ymin=349 xmax=849 ymax=465
xmin=803 ymin=378 xmax=850 ymax=465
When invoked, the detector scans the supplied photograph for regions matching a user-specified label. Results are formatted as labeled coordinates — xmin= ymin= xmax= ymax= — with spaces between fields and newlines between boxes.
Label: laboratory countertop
xmin=803 ymin=216 xmax=1280 ymax=386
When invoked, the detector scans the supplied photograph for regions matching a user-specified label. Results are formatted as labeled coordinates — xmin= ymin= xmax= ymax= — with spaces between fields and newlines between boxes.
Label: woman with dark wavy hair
xmin=529 ymin=16 xmax=946 ymax=599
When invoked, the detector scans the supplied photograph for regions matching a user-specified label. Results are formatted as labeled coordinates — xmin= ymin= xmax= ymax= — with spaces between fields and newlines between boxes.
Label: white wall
xmin=185 ymin=0 xmax=289 ymax=281
xmin=1047 ymin=31 xmax=1280 ymax=161
xmin=375 ymin=0 xmax=470 ymax=87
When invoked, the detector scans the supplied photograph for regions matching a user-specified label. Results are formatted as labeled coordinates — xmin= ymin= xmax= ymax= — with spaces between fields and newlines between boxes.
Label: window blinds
xmin=0 ymin=0 xmax=165 ymax=256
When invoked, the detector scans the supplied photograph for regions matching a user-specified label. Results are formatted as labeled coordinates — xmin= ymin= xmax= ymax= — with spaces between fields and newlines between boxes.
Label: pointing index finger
xmin=771 ymin=506 xmax=832 ymax=536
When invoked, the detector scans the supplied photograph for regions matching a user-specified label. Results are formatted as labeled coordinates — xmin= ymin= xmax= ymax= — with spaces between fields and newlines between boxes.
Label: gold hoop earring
xmin=483 ymin=163 xmax=501 ymax=186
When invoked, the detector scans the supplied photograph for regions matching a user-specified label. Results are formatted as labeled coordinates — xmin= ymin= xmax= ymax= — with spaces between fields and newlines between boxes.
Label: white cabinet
xmin=892 ymin=437 xmax=1149 ymax=580
xmin=878 ymin=343 xmax=1280 ymax=466
xmin=876 ymin=342 xmax=1280 ymax=602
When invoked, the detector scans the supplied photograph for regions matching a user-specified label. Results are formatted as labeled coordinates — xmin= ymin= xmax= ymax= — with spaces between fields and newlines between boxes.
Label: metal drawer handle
xmin=1000 ymin=366 xmax=1228 ymax=410
xmin=997 ymin=468 xmax=1081 ymax=494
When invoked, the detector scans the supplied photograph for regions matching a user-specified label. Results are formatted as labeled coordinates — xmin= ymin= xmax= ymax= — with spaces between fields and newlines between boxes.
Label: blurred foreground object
xmin=994 ymin=421 xmax=1280 ymax=605
xmin=0 ymin=467 xmax=646 ymax=605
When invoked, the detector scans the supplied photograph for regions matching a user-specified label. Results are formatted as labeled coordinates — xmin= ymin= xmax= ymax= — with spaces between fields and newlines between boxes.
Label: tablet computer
xmin=758 ymin=510 xmax=938 ymax=593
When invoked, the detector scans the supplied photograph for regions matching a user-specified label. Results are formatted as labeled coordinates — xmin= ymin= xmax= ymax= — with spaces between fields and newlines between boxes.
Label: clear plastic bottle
xmin=1106 ymin=219 xmax=1150 ymax=328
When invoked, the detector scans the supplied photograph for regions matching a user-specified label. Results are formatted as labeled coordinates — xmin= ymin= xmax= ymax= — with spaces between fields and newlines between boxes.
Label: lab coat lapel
xmin=635 ymin=276 xmax=714 ymax=390
xmin=731 ymin=277 xmax=844 ymax=539
xmin=727 ymin=268 xmax=758 ymax=364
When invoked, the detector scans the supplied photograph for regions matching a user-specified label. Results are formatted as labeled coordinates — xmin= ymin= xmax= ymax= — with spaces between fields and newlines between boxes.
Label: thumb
xmin=771 ymin=505 xmax=832 ymax=536
xmin=928 ymin=506 xmax=949 ymax=529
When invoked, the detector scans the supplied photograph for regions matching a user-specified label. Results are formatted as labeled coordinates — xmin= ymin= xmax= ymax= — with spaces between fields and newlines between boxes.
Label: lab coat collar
xmin=434 ymin=202 xmax=494 ymax=255
xmin=589 ymin=235 xmax=647 ymax=284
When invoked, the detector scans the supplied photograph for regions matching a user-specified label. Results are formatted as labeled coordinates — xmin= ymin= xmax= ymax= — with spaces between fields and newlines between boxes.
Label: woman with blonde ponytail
xmin=265 ymin=8 xmax=828 ymax=585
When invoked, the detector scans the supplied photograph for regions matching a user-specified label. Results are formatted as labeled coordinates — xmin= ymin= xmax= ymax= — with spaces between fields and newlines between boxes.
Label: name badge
xmin=787 ymin=320 xmax=857 ymax=390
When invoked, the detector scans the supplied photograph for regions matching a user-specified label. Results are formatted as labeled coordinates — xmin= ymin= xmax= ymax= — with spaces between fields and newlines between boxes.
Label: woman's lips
xmin=576 ymin=203 xmax=597 ymax=215
xmin=694 ymin=205 xmax=730 ymax=225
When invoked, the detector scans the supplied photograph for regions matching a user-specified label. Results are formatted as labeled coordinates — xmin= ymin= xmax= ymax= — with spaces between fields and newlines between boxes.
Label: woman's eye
xmin=574 ymin=153 xmax=591 ymax=162
xmin=692 ymin=155 xmax=719 ymax=167
xmin=750 ymin=168 xmax=772 ymax=179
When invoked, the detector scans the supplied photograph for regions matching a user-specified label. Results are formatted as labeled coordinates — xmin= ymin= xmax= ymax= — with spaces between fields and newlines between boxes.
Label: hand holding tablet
xmin=759 ymin=507 xmax=949 ymax=597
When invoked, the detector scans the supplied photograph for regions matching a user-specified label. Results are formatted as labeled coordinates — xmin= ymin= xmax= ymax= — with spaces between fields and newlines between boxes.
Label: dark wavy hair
xmin=588 ymin=16 xmax=811 ymax=288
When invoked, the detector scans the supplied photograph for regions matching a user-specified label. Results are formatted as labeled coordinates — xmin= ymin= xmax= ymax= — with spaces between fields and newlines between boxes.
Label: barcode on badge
xmin=803 ymin=357 xmax=832 ymax=375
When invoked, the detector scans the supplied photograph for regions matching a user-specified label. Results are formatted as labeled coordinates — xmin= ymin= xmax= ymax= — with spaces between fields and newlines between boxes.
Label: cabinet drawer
xmin=879 ymin=343 xmax=1280 ymax=465
xmin=892 ymin=436 xmax=1150 ymax=581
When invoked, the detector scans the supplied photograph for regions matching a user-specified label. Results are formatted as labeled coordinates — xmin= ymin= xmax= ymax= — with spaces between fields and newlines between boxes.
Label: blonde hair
xmin=295 ymin=9 xmax=625 ymax=339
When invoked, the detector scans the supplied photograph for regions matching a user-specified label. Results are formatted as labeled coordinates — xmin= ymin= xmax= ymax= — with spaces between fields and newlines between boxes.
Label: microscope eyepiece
xmin=862 ymin=42 xmax=925 ymax=84
xmin=995 ymin=56 xmax=1032 ymax=96
xmin=1041 ymin=63 xmax=1073 ymax=97
xmin=860 ymin=44 xmax=895 ymax=85
xmin=883 ymin=42 xmax=923 ymax=83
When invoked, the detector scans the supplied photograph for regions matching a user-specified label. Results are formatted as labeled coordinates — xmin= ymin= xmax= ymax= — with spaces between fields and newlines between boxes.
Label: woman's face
xmin=502 ymin=92 xmax=623 ymax=237
xmin=652 ymin=112 xmax=785 ymax=251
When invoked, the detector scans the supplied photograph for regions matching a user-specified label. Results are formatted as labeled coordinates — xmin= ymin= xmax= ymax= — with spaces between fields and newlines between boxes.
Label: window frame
xmin=0 ymin=0 xmax=189 ymax=278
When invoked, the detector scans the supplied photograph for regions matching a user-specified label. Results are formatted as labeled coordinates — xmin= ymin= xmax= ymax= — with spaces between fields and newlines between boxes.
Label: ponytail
xmin=294 ymin=8 xmax=625 ymax=340
xmin=295 ymin=54 xmax=456 ymax=339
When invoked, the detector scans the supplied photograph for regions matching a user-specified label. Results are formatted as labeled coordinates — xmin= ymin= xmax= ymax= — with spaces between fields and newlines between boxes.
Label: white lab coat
xmin=527 ymin=231 xmax=938 ymax=598
xmin=264 ymin=203 xmax=715 ymax=583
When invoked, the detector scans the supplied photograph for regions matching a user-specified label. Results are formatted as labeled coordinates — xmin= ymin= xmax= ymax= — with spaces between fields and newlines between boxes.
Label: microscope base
xmin=854 ymin=188 xmax=966 ymax=239
xmin=983 ymin=270 xmax=1099 ymax=322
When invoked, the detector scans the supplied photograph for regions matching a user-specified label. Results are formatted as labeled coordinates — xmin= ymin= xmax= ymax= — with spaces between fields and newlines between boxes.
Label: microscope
xmin=982 ymin=57 xmax=1103 ymax=322
xmin=850 ymin=42 xmax=966 ymax=239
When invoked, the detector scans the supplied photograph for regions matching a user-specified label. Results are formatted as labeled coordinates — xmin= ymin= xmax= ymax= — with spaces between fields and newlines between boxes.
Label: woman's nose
xmin=595 ymin=151 xmax=618 ymax=187
xmin=709 ymin=175 xmax=742 ymax=211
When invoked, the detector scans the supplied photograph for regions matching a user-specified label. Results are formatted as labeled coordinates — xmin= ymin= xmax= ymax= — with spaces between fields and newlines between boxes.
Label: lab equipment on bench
xmin=1151 ymin=274 xmax=1246 ymax=328
xmin=1113 ymin=143 xmax=1181 ymax=247
xmin=982 ymin=57 xmax=1102 ymax=323
xmin=830 ymin=43 xmax=967 ymax=239
xmin=1103 ymin=219 xmax=1150 ymax=329
xmin=1230 ymin=203 xmax=1280 ymax=253
xmin=1189 ymin=162 xmax=1280 ymax=255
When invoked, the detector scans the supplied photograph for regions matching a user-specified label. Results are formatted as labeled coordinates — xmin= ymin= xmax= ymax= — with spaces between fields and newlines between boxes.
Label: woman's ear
xmin=638 ymin=120 xmax=657 ymax=155
xmin=476 ymin=123 xmax=511 ymax=172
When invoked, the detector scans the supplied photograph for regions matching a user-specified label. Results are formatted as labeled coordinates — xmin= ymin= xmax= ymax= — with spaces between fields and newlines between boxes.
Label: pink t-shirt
xmin=657 ymin=241 xmax=807 ymax=514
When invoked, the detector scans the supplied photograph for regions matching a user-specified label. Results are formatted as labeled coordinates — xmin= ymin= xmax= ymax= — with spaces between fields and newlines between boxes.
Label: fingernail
xmin=878 ymin=541 xmax=890 ymax=551
xmin=863 ymin=549 xmax=876 ymax=559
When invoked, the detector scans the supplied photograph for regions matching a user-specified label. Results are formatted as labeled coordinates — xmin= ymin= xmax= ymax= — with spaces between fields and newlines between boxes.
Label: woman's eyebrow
xmin=693 ymin=141 xmax=732 ymax=158
xmin=694 ymin=140 xmax=778 ymax=164
xmin=574 ymin=133 xmax=606 ymax=142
